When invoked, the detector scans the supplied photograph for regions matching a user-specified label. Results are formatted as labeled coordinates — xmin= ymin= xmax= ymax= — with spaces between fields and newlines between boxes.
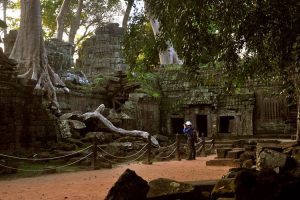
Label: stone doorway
xmin=219 ymin=116 xmax=235 ymax=134
xmin=196 ymin=115 xmax=208 ymax=137
xmin=171 ymin=117 xmax=184 ymax=134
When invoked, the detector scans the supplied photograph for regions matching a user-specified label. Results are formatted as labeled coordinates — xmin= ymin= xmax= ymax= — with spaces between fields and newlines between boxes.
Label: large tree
xmin=143 ymin=0 xmax=181 ymax=65
xmin=9 ymin=0 xmax=69 ymax=112
xmin=56 ymin=0 xmax=70 ymax=41
xmin=54 ymin=0 xmax=122 ymax=46
xmin=145 ymin=0 xmax=300 ymax=140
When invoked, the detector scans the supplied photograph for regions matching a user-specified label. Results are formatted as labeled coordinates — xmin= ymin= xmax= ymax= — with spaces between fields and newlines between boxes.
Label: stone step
xmin=216 ymin=148 xmax=232 ymax=158
xmin=206 ymin=158 xmax=241 ymax=167
xmin=185 ymin=179 xmax=219 ymax=199
xmin=185 ymin=179 xmax=218 ymax=192
xmin=226 ymin=149 xmax=245 ymax=159
xmin=214 ymin=144 xmax=234 ymax=148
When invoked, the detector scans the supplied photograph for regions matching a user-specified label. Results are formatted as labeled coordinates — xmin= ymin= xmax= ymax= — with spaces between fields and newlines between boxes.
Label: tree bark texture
xmin=297 ymin=96 xmax=300 ymax=142
xmin=144 ymin=1 xmax=181 ymax=65
xmin=122 ymin=0 xmax=134 ymax=32
xmin=9 ymin=0 xmax=69 ymax=110
xmin=82 ymin=104 xmax=159 ymax=147
xmin=56 ymin=0 xmax=70 ymax=41
xmin=68 ymin=0 xmax=83 ymax=45
xmin=2 ymin=0 xmax=7 ymax=36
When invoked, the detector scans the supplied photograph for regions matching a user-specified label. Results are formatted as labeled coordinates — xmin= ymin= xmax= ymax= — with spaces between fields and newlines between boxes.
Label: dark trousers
xmin=187 ymin=137 xmax=196 ymax=160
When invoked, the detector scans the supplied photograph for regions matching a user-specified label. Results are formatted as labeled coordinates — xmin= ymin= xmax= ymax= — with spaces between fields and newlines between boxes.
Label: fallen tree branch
xmin=82 ymin=104 xmax=159 ymax=147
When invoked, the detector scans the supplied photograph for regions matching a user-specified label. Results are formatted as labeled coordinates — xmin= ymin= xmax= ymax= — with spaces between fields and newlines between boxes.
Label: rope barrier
xmin=98 ymin=149 xmax=147 ymax=164
xmin=97 ymin=144 xmax=148 ymax=159
xmin=0 ymin=152 xmax=92 ymax=172
xmin=206 ymin=143 xmax=215 ymax=153
xmin=158 ymin=142 xmax=176 ymax=150
xmin=0 ymin=145 xmax=93 ymax=161
xmin=196 ymin=144 xmax=204 ymax=153
xmin=159 ymin=147 xmax=177 ymax=159
xmin=55 ymin=152 xmax=92 ymax=169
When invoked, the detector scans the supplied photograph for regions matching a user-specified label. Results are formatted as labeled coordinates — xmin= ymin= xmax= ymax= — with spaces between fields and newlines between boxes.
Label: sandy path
xmin=0 ymin=155 xmax=231 ymax=200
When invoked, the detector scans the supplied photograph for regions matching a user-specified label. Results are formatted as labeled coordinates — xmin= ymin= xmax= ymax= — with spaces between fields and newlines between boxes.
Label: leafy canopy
xmin=145 ymin=0 xmax=299 ymax=87
xmin=122 ymin=8 xmax=161 ymax=97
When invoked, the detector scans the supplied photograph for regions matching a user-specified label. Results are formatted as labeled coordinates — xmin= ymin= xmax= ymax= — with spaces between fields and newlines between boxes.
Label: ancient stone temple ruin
xmin=121 ymin=66 xmax=296 ymax=139
xmin=0 ymin=51 xmax=59 ymax=151
xmin=1 ymin=23 xmax=295 ymax=152
xmin=3 ymin=30 xmax=74 ymax=74
xmin=76 ymin=23 xmax=125 ymax=79
xmin=158 ymin=67 xmax=255 ymax=137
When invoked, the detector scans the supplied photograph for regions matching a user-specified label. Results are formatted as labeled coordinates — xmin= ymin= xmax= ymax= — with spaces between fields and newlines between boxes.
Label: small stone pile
xmin=105 ymin=141 xmax=300 ymax=200
xmin=210 ymin=141 xmax=300 ymax=200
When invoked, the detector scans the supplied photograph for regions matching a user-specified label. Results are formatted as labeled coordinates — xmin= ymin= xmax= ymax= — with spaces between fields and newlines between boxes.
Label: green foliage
xmin=121 ymin=8 xmax=162 ymax=98
xmin=41 ymin=0 xmax=63 ymax=39
xmin=4 ymin=0 xmax=20 ymax=30
xmin=40 ymin=0 xmax=122 ymax=41
xmin=129 ymin=71 xmax=161 ymax=98
xmin=122 ymin=9 xmax=160 ymax=75
xmin=93 ymin=74 xmax=109 ymax=86
xmin=0 ymin=19 xmax=7 ymax=29
xmin=146 ymin=0 xmax=300 ymax=89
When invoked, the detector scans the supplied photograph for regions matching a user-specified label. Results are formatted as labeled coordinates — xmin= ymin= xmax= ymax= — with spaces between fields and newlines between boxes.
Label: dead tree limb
xmin=82 ymin=104 xmax=159 ymax=147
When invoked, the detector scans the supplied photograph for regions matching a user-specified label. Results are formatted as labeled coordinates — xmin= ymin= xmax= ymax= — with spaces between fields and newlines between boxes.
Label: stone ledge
xmin=206 ymin=158 xmax=241 ymax=167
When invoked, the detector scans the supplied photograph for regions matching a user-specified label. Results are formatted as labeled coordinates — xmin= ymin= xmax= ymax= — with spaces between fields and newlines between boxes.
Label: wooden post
xmin=176 ymin=134 xmax=181 ymax=161
xmin=146 ymin=134 xmax=152 ymax=164
xmin=201 ymin=132 xmax=206 ymax=157
xmin=91 ymin=136 xmax=97 ymax=169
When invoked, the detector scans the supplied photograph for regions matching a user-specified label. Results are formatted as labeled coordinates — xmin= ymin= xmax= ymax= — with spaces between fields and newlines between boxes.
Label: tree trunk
xmin=144 ymin=1 xmax=181 ymax=65
xmin=56 ymin=0 xmax=70 ymax=41
xmin=2 ymin=0 xmax=7 ymax=36
xmin=9 ymin=0 xmax=69 ymax=112
xmin=81 ymin=104 xmax=159 ymax=147
xmin=297 ymin=96 xmax=300 ymax=142
xmin=68 ymin=0 xmax=83 ymax=45
xmin=122 ymin=0 xmax=134 ymax=32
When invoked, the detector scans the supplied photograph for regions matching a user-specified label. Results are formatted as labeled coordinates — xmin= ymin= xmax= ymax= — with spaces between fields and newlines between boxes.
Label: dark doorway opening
xmin=171 ymin=118 xmax=184 ymax=134
xmin=219 ymin=116 xmax=235 ymax=133
xmin=196 ymin=115 xmax=208 ymax=137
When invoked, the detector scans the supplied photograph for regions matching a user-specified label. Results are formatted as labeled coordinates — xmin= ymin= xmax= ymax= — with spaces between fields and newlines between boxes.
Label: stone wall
xmin=3 ymin=30 xmax=74 ymax=73
xmin=0 ymin=52 xmax=59 ymax=151
xmin=58 ymin=92 xmax=108 ymax=113
xmin=122 ymin=93 xmax=160 ymax=135
xmin=253 ymin=89 xmax=295 ymax=136
xmin=45 ymin=38 xmax=73 ymax=73
xmin=76 ymin=23 xmax=125 ymax=79
xmin=159 ymin=66 xmax=296 ymax=138
xmin=158 ymin=66 xmax=272 ymax=138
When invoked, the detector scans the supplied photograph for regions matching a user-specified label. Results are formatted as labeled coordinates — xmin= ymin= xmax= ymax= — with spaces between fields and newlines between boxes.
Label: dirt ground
xmin=0 ymin=155 xmax=231 ymax=200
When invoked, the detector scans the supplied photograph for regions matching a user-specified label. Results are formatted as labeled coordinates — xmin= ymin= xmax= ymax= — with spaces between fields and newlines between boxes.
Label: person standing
xmin=183 ymin=121 xmax=196 ymax=160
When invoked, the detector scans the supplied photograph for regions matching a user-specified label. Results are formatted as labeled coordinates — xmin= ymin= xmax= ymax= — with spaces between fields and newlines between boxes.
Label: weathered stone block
xmin=105 ymin=168 xmax=149 ymax=200
xmin=226 ymin=149 xmax=245 ymax=159
xmin=216 ymin=148 xmax=232 ymax=158
xmin=256 ymin=148 xmax=287 ymax=171
xmin=206 ymin=158 xmax=240 ymax=167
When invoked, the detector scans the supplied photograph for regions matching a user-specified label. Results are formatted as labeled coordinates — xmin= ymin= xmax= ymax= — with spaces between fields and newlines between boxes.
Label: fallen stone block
xmin=105 ymin=168 xmax=149 ymax=200
xmin=206 ymin=158 xmax=241 ymax=167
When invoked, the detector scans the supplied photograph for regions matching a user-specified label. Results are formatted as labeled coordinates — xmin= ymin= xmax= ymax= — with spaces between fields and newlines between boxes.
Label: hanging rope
xmin=159 ymin=147 xmax=177 ymax=159
xmin=196 ymin=144 xmax=204 ymax=153
xmin=97 ymin=144 xmax=148 ymax=159
xmin=158 ymin=142 xmax=176 ymax=150
xmin=0 ymin=145 xmax=92 ymax=161
xmin=0 ymin=152 xmax=92 ymax=172
xmin=98 ymin=149 xmax=147 ymax=164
